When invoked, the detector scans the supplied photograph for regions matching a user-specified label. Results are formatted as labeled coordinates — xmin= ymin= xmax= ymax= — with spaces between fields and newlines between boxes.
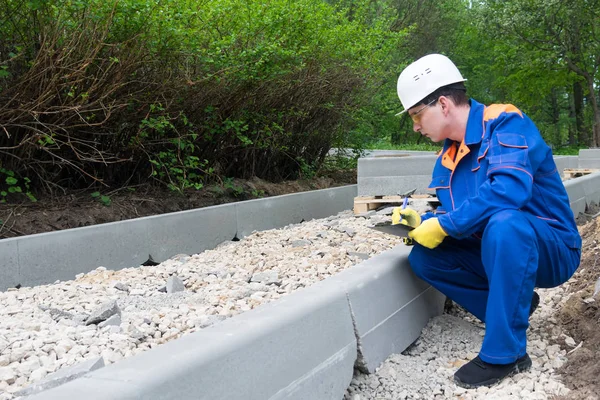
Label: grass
xmin=365 ymin=139 xmax=587 ymax=156
xmin=363 ymin=139 xmax=441 ymax=151
xmin=552 ymin=146 xmax=585 ymax=156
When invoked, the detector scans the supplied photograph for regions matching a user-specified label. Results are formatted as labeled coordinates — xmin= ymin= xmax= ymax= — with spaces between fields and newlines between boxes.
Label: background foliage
xmin=0 ymin=0 xmax=598 ymax=200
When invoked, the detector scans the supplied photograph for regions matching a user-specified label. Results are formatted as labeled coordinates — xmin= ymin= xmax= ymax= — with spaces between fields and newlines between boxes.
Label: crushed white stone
xmin=345 ymin=285 xmax=573 ymax=400
xmin=0 ymin=202 xmax=577 ymax=399
xmin=0 ymin=209 xmax=400 ymax=398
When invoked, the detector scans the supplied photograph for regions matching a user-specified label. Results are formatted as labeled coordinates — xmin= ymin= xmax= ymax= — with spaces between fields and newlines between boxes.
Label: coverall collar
xmin=440 ymin=99 xmax=484 ymax=154
xmin=463 ymin=99 xmax=485 ymax=146
xmin=439 ymin=99 xmax=484 ymax=170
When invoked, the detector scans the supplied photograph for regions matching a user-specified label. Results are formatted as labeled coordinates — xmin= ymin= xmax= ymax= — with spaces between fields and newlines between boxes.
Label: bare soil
xmin=0 ymin=170 xmax=356 ymax=239
xmin=555 ymin=211 xmax=600 ymax=399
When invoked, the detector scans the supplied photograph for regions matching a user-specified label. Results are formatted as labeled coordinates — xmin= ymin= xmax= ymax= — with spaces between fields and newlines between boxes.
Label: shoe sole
xmin=453 ymin=356 xmax=532 ymax=389
xmin=529 ymin=291 xmax=540 ymax=317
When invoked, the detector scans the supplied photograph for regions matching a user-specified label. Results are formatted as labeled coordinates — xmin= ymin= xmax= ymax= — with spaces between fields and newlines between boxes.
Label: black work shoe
xmin=529 ymin=291 xmax=540 ymax=317
xmin=454 ymin=354 xmax=532 ymax=388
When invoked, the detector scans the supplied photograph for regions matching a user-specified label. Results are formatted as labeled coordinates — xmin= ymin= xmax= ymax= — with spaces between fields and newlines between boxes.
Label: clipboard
xmin=369 ymin=222 xmax=414 ymax=238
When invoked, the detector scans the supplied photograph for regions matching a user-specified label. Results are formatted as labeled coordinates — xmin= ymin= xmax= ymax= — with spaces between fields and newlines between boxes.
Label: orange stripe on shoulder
xmin=484 ymin=104 xmax=523 ymax=121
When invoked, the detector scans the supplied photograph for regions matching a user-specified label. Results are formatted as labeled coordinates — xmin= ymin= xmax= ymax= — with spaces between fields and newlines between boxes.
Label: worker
xmin=392 ymin=54 xmax=581 ymax=388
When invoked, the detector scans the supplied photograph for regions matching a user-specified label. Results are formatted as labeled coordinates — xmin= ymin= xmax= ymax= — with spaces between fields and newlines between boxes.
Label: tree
xmin=480 ymin=0 xmax=600 ymax=146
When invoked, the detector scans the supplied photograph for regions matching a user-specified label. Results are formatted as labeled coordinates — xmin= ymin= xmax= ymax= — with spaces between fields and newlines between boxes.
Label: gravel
xmin=0 ymin=198 xmax=575 ymax=399
xmin=345 ymin=285 xmax=574 ymax=399
xmin=0 ymin=209 xmax=402 ymax=399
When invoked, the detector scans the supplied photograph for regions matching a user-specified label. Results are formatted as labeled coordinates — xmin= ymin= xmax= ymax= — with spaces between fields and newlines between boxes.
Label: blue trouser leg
xmin=408 ymin=236 xmax=488 ymax=321
xmin=408 ymin=210 xmax=581 ymax=364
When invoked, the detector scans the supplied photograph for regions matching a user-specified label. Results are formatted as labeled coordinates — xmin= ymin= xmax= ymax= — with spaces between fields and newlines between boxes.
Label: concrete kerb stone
xmin=327 ymin=245 xmax=445 ymax=373
xmin=564 ymin=178 xmax=589 ymax=216
xmin=235 ymin=185 xmax=356 ymax=239
xmin=553 ymin=156 xmax=578 ymax=177
xmin=578 ymin=149 xmax=600 ymax=158
xmin=357 ymin=176 xmax=432 ymax=196
xmin=0 ymin=239 xmax=19 ymax=290
xmin=357 ymin=155 xmax=435 ymax=196
xmin=12 ymin=218 xmax=152 ymax=290
xmin=578 ymin=159 xmax=600 ymax=169
xmin=357 ymin=155 xmax=437 ymax=178
xmin=143 ymin=203 xmax=238 ymax=262
xmin=578 ymin=149 xmax=600 ymax=169
xmin=0 ymin=205 xmax=238 ymax=291
xmin=578 ymin=172 xmax=600 ymax=206
xmin=0 ymin=185 xmax=357 ymax=291
xmin=26 ymin=267 xmax=358 ymax=400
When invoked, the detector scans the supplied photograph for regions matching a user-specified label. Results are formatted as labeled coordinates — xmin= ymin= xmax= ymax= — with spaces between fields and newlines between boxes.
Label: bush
xmin=0 ymin=0 xmax=404 ymax=196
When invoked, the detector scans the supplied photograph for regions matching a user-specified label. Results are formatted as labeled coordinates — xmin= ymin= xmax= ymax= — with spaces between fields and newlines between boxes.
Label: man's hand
xmin=391 ymin=208 xmax=422 ymax=228
xmin=408 ymin=218 xmax=447 ymax=249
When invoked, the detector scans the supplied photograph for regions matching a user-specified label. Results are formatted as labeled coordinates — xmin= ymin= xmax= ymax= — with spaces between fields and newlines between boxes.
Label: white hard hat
xmin=396 ymin=54 xmax=466 ymax=115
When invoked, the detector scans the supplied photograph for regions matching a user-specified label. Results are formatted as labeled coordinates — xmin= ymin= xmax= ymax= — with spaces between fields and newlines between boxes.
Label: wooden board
xmin=353 ymin=195 xmax=438 ymax=214
xmin=563 ymin=168 xmax=600 ymax=179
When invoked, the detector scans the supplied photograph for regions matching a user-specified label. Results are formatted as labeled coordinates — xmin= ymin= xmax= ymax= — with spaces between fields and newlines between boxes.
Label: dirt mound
xmin=0 ymin=172 xmax=356 ymax=239
xmin=556 ymin=217 xmax=600 ymax=399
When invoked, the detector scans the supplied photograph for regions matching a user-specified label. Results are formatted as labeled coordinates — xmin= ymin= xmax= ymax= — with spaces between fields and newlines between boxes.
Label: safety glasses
xmin=409 ymin=98 xmax=438 ymax=124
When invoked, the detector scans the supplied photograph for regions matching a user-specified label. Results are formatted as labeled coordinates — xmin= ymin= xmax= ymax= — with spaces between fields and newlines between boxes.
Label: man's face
xmin=408 ymin=98 xmax=447 ymax=143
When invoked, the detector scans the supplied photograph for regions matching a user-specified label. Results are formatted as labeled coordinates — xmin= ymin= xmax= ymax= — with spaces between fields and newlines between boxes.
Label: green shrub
xmin=0 ymin=0 xmax=405 ymax=195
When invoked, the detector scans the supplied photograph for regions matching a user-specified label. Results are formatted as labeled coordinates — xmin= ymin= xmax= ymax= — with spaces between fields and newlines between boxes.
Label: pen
xmin=402 ymin=196 xmax=408 ymax=210
xmin=401 ymin=197 xmax=414 ymax=245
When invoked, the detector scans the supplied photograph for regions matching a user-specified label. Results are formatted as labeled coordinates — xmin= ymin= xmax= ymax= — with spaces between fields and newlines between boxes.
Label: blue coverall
xmin=409 ymin=99 xmax=581 ymax=364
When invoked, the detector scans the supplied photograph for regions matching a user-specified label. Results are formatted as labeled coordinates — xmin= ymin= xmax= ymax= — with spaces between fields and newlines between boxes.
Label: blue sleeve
xmin=438 ymin=115 xmax=543 ymax=238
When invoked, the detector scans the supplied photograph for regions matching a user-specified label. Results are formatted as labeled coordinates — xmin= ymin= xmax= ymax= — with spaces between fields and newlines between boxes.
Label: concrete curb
xmin=357 ymin=154 xmax=585 ymax=198
xmin=357 ymin=155 xmax=436 ymax=196
xmin=578 ymin=149 xmax=600 ymax=168
xmin=26 ymin=246 xmax=443 ymax=400
xmin=553 ymin=155 xmax=578 ymax=174
xmin=564 ymin=172 xmax=600 ymax=216
xmin=0 ymin=186 xmax=357 ymax=291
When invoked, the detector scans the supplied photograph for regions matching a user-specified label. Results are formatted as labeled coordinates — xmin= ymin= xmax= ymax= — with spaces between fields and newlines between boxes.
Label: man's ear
xmin=438 ymin=96 xmax=451 ymax=116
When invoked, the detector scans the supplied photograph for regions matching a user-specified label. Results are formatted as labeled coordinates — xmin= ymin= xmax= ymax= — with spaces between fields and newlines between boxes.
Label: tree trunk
xmin=585 ymin=77 xmax=600 ymax=147
xmin=550 ymin=88 xmax=560 ymax=146
xmin=392 ymin=114 xmax=410 ymax=145
xmin=568 ymin=91 xmax=576 ymax=146
xmin=573 ymin=81 xmax=586 ymax=145
xmin=594 ymin=123 xmax=600 ymax=148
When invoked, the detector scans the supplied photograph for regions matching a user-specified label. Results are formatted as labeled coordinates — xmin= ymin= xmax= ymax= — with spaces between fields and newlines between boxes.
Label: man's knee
xmin=485 ymin=209 xmax=534 ymax=239
xmin=487 ymin=209 xmax=526 ymax=228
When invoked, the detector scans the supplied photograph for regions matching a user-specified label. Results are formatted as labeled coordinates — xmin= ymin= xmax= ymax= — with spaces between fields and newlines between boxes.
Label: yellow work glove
xmin=391 ymin=208 xmax=422 ymax=228
xmin=408 ymin=218 xmax=448 ymax=249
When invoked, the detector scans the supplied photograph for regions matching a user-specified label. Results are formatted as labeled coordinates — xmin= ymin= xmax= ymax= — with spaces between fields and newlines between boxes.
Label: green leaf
xmin=100 ymin=195 xmax=111 ymax=206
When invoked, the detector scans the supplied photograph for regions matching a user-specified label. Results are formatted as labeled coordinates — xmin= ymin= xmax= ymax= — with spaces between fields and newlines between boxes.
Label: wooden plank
xmin=353 ymin=203 xmax=369 ymax=214
xmin=563 ymin=168 xmax=600 ymax=179
xmin=353 ymin=195 xmax=439 ymax=215
xmin=564 ymin=168 xmax=599 ymax=174
xmin=354 ymin=195 xmax=435 ymax=205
